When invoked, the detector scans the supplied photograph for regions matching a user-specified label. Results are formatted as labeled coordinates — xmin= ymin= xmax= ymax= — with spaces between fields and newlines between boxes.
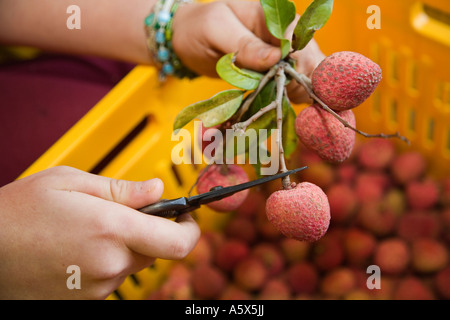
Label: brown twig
xmin=282 ymin=63 xmax=410 ymax=145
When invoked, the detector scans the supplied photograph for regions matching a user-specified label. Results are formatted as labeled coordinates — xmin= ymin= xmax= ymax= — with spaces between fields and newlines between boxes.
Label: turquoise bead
xmin=155 ymin=30 xmax=165 ymax=44
xmin=144 ymin=14 xmax=154 ymax=26
xmin=157 ymin=47 xmax=170 ymax=61
xmin=157 ymin=11 xmax=171 ymax=24
xmin=162 ymin=63 xmax=174 ymax=75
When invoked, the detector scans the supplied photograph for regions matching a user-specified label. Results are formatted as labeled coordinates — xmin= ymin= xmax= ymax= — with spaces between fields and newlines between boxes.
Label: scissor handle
xmin=138 ymin=198 xmax=190 ymax=218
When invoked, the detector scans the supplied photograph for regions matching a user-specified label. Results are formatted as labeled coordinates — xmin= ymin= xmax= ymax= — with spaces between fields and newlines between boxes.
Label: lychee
xmin=393 ymin=276 xmax=435 ymax=300
xmin=411 ymin=238 xmax=449 ymax=273
xmin=326 ymin=183 xmax=358 ymax=223
xmin=265 ymin=182 xmax=331 ymax=242
xmin=233 ymin=256 xmax=268 ymax=292
xmin=311 ymin=51 xmax=382 ymax=111
xmin=373 ymin=238 xmax=410 ymax=275
xmin=224 ymin=215 xmax=257 ymax=244
xmin=214 ymin=238 xmax=250 ymax=272
xmin=311 ymin=229 xmax=345 ymax=271
xmin=191 ymin=264 xmax=227 ymax=299
xmin=196 ymin=164 xmax=249 ymax=212
xmin=259 ymin=278 xmax=291 ymax=300
xmin=357 ymin=138 xmax=395 ymax=170
xmin=390 ymin=151 xmax=427 ymax=185
xmin=343 ymin=228 xmax=376 ymax=267
xmin=279 ymin=238 xmax=311 ymax=264
xmin=405 ymin=178 xmax=440 ymax=210
xmin=320 ymin=267 xmax=357 ymax=298
xmin=356 ymin=201 xmax=397 ymax=237
xmin=251 ymin=243 xmax=285 ymax=277
xmin=285 ymin=262 xmax=318 ymax=295
xmin=396 ymin=211 xmax=441 ymax=241
xmin=434 ymin=266 xmax=450 ymax=299
xmin=295 ymin=104 xmax=356 ymax=163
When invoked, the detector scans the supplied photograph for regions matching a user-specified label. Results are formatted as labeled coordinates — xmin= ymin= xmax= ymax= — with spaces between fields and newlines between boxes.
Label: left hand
xmin=172 ymin=0 xmax=326 ymax=104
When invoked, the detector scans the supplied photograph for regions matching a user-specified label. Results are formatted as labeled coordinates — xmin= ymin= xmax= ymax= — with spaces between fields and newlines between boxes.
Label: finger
xmin=206 ymin=2 xmax=281 ymax=72
xmin=120 ymin=212 xmax=201 ymax=260
xmin=49 ymin=166 xmax=164 ymax=209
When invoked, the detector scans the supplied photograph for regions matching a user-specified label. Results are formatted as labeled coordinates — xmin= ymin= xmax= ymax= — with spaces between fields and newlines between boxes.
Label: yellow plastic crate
xmin=18 ymin=0 xmax=450 ymax=299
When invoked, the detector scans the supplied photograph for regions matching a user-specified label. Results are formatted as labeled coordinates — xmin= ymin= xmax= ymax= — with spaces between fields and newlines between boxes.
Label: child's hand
xmin=0 ymin=166 xmax=200 ymax=299
xmin=172 ymin=0 xmax=325 ymax=104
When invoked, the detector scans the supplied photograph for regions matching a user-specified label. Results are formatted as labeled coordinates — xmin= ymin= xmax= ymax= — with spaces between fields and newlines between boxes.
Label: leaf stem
xmin=274 ymin=65 xmax=291 ymax=190
xmin=232 ymin=101 xmax=277 ymax=133
xmin=235 ymin=65 xmax=278 ymax=121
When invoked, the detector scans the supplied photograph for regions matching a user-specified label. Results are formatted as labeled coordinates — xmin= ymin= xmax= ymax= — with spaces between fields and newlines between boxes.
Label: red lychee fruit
xmin=219 ymin=284 xmax=252 ymax=300
xmin=390 ymin=151 xmax=427 ymax=185
xmin=434 ymin=266 xmax=450 ymax=299
xmin=343 ymin=228 xmax=376 ymax=266
xmin=196 ymin=164 xmax=249 ymax=212
xmin=279 ymin=237 xmax=311 ymax=263
xmin=158 ymin=263 xmax=193 ymax=300
xmin=191 ymin=264 xmax=227 ymax=299
xmin=311 ymin=229 xmax=345 ymax=271
xmin=356 ymin=201 xmax=397 ymax=237
xmin=374 ymin=238 xmax=411 ymax=275
xmin=357 ymin=138 xmax=395 ymax=170
xmin=183 ymin=234 xmax=214 ymax=267
xmin=233 ymin=256 xmax=268 ymax=292
xmin=295 ymin=104 xmax=356 ymax=163
xmin=320 ymin=267 xmax=357 ymax=298
xmin=411 ymin=238 xmax=449 ymax=273
xmin=405 ymin=178 xmax=440 ymax=210
xmin=326 ymin=183 xmax=358 ymax=223
xmin=196 ymin=121 xmax=222 ymax=159
xmin=251 ymin=243 xmax=285 ymax=277
xmin=265 ymin=182 xmax=331 ymax=242
xmin=285 ymin=262 xmax=318 ymax=295
xmin=354 ymin=171 xmax=390 ymax=204
xmin=394 ymin=276 xmax=435 ymax=300
xmin=259 ymin=278 xmax=291 ymax=300
xmin=311 ymin=51 xmax=382 ymax=111
xmin=396 ymin=211 xmax=441 ymax=241
xmin=224 ymin=216 xmax=257 ymax=244
xmin=214 ymin=239 xmax=249 ymax=272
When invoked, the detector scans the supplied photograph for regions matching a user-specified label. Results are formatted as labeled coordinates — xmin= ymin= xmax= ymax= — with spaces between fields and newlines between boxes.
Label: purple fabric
xmin=0 ymin=53 xmax=135 ymax=186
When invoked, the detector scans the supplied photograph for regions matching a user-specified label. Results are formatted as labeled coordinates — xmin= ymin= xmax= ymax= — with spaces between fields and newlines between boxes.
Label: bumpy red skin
xmin=295 ymin=104 xmax=356 ymax=163
xmin=312 ymin=51 xmax=382 ymax=111
xmin=196 ymin=164 xmax=249 ymax=212
xmin=265 ymin=182 xmax=330 ymax=242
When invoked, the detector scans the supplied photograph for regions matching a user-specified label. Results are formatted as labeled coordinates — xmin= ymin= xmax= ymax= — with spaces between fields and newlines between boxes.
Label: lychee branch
xmin=235 ymin=65 xmax=278 ymax=122
xmin=283 ymin=63 xmax=410 ymax=145
xmin=232 ymin=101 xmax=277 ymax=133
xmin=274 ymin=65 xmax=292 ymax=190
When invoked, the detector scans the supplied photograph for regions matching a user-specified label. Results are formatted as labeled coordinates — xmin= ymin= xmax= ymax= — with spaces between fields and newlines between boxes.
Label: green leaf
xmin=292 ymin=0 xmax=334 ymax=51
xmin=173 ymin=90 xmax=244 ymax=132
xmin=260 ymin=0 xmax=296 ymax=58
xmin=282 ymin=104 xmax=298 ymax=158
xmin=216 ymin=53 xmax=264 ymax=90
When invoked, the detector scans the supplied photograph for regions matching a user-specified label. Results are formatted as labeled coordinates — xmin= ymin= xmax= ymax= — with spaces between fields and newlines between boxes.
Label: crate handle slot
xmin=410 ymin=2 xmax=450 ymax=47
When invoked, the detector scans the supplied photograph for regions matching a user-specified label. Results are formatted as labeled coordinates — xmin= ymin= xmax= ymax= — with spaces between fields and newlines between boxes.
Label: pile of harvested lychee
xmin=147 ymin=51 xmax=449 ymax=300
xmin=148 ymin=138 xmax=450 ymax=300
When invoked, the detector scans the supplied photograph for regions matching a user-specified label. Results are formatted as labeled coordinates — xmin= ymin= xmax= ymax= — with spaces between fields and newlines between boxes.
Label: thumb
xmin=51 ymin=166 xmax=164 ymax=209
xmin=232 ymin=37 xmax=281 ymax=71
xmin=234 ymin=38 xmax=281 ymax=72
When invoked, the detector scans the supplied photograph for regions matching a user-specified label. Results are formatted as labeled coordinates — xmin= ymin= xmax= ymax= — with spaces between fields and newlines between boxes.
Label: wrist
xmin=144 ymin=0 xmax=198 ymax=81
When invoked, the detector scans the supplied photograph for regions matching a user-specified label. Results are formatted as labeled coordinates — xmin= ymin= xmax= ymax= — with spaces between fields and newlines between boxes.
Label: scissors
xmin=138 ymin=166 xmax=308 ymax=218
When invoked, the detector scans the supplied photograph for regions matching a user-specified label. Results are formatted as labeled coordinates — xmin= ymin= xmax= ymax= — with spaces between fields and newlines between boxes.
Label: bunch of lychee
xmin=148 ymin=139 xmax=449 ymax=300
xmin=195 ymin=51 xmax=386 ymax=244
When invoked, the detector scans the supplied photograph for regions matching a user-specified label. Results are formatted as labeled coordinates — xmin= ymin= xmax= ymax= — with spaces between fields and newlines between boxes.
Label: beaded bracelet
xmin=145 ymin=0 xmax=198 ymax=81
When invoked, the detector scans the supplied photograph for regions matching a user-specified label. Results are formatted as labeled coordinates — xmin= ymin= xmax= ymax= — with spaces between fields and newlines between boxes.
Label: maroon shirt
xmin=0 ymin=53 xmax=134 ymax=186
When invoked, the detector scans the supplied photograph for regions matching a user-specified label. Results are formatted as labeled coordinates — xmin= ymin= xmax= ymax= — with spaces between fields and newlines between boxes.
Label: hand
xmin=0 ymin=166 xmax=200 ymax=299
xmin=172 ymin=0 xmax=326 ymax=104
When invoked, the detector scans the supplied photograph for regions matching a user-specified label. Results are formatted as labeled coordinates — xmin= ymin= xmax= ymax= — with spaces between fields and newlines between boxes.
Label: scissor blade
xmin=188 ymin=166 xmax=308 ymax=206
